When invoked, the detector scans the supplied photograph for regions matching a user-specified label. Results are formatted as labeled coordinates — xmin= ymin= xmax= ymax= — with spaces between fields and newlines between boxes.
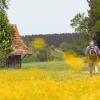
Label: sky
xmin=7 ymin=0 xmax=89 ymax=35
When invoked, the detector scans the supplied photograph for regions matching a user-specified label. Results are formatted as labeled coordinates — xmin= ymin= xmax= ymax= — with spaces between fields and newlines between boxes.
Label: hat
xmin=89 ymin=40 xmax=94 ymax=46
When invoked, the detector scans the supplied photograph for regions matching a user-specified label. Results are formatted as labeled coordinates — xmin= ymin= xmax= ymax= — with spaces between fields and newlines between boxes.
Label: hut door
xmin=7 ymin=55 xmax=21 ymax=68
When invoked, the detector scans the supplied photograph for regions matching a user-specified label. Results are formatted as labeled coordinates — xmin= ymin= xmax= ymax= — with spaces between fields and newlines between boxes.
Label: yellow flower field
xmin=0 ymin=69 xmax=100 ymax=100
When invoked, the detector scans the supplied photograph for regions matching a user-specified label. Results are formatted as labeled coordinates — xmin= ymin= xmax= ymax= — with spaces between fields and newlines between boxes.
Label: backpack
xmin=88 ymin=46 xmax=98 ymax=56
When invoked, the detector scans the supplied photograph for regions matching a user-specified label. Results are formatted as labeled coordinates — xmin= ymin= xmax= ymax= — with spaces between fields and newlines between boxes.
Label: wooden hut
xmin=6 ymin=24 xmax=32 ymax=68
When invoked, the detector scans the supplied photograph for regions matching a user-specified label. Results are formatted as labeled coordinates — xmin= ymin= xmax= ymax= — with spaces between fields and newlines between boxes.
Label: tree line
xmin=22 ymin=33 xmax=84 ymax=47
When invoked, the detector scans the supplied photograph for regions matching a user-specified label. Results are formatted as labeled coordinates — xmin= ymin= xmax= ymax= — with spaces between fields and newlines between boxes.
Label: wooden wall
xmin=6 ymin=55 xmax=21 ymax=68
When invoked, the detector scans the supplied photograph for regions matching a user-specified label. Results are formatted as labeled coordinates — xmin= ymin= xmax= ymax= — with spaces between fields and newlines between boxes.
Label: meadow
xmin=0 ymin=61 xmax=100 ymax=100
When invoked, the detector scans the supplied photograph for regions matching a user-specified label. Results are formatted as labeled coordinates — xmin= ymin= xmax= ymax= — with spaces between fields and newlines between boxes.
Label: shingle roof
xmin=10 ymin=24 xmax=32 ymax=55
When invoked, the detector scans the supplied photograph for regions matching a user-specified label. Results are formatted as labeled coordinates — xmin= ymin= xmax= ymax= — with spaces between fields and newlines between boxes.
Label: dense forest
xmin=22 ymin=33 xmax=84 ymax=47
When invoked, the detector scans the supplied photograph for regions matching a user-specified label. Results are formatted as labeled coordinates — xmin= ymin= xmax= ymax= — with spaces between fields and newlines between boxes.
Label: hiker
xmin=85 ymin=40 xmax=99 ymax=75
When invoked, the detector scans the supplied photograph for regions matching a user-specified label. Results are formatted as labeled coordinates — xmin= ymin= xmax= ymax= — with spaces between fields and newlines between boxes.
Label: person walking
xmin=85 ymin=40 xmax=99 ymax=76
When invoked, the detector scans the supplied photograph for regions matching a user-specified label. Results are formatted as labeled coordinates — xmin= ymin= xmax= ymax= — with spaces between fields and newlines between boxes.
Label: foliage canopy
xmin=0 ymin=0 xmax=15 ymax=59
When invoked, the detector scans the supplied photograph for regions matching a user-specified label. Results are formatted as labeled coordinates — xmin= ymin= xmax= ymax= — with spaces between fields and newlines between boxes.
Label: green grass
xmin=22 ymin=61 xmax=90 ymax=80
xmin=22 ymin=61 xmax=89 ymax=71
xmin=22 ymin=61 xmax=68 ymax=70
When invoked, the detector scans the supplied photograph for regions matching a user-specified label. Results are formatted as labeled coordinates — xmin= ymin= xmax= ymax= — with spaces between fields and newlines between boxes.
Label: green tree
xmin=87 ymin=0 xmax=96 ymax=38
xmin=0 ymin=0 xmax=15 ymax=60
xmin=87 ymin=0 xmax=100 ymax=47
xmin=0 ymin=0 xmax=8 ymax=13
xmin=59 ymin=42 xmax=84 ymax=55
xmin=70 ymin=0 xmax=100 ymax=47
xmin=70 ymin=13 xmax=90 ymax=40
